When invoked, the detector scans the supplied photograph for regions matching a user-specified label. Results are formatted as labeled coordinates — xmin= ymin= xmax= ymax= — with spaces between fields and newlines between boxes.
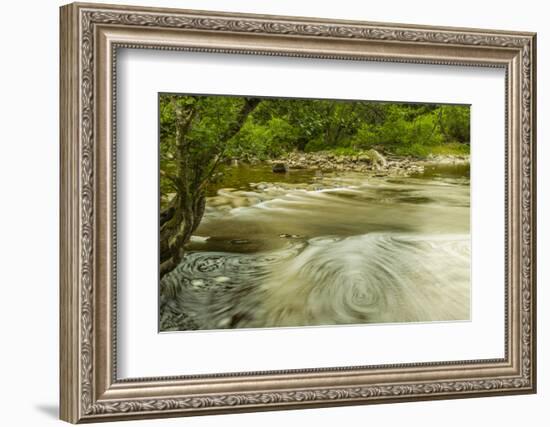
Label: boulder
xmin=358 ymin=149 xmax=387 ymax=168
xmin=357 ymin=154 xmax=372 ymax=163
xmin=272 ymin=162 xmax=287 ymax=173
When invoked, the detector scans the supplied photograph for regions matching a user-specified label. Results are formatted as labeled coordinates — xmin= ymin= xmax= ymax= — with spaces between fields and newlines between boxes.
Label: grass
xmin=321 ymin=142 xmax=469 ymax=159
xmin=391 ymin=142 xmax=470 ymax=158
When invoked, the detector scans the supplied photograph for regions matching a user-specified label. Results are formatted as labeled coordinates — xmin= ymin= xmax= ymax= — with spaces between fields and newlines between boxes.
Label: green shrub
xmin=440 ymin=105 xmax=470 ymax=143
xmin=304 ymin=136 xmax=328 ymax=153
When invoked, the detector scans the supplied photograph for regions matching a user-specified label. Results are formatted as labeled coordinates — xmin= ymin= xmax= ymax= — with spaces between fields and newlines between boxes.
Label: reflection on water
xmin=160 ymin=163 xmax=470 ymax=331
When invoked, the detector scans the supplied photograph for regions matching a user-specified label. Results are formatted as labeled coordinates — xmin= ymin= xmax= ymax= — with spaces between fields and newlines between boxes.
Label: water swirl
xmin=161 ymin=233 xmax=470 ymax=331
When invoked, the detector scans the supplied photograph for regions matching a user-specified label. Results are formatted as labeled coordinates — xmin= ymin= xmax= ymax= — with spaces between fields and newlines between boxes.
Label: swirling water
xmin=160 ymin=164 xmax=470 ymax=331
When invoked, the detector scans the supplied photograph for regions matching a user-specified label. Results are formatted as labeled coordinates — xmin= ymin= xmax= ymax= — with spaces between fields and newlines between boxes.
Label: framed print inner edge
xmin=59 ymin=2 xmax=536 ymax=423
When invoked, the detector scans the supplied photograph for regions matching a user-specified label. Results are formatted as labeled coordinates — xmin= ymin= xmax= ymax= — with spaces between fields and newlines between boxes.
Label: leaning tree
xmin=159 ymin=95 xmax=261 ymax=278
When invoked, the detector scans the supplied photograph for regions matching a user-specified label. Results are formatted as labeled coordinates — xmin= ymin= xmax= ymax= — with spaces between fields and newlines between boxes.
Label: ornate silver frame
xmin=60 ymin=2 xmax=537 ymax=423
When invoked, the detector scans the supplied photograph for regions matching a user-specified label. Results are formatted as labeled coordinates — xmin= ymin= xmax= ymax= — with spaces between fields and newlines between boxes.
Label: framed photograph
xmin=60 ymin=2 xmax=537 ymax=423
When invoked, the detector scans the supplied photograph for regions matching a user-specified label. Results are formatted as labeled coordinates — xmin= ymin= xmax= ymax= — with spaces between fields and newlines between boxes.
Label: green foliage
xmin=351 ymin=105 xmax=442 ymax=148
xmin=347 ymin=104 xmax=469 ymax=157
xmin=159 ymin=94 xmax=260 ymax=206
xmin=160 ymin=96 xmax=471 ymax=199
xmin=229 ymin=117 xmax=299 ymax=160
xmin=303 ymin=136 xmax=329 ymax=153
xmin=439 ymin=105 xmax=470 ymax=143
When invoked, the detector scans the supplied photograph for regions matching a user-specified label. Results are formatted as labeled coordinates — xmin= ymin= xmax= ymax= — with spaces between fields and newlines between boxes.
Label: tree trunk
xmin=159 ymin=190 xmax=205 ymax=278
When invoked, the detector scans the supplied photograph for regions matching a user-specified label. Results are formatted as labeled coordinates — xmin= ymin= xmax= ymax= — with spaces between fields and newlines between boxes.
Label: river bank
xmin=267 ymin=149 xmax=469 ymax=177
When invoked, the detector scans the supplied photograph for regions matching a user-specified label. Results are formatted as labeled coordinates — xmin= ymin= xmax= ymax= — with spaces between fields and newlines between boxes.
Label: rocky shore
xmin=268 ymin=150 xmax=469 ymax=177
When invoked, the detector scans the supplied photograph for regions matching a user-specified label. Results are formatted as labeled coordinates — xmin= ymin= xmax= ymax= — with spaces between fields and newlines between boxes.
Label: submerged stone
xmin=272 ymin=163 xmax=287 ymax=173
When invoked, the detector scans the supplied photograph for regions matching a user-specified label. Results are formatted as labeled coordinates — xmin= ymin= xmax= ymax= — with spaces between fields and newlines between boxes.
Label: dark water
xmin=206 ymin=164 xmax=318 ymax=196
xmin=160 ymin=162 xmax=471 ymax=331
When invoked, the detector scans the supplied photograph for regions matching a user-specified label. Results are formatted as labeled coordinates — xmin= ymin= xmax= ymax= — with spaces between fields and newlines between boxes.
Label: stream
xmin=160 ymin=163 xmax=471 ymax=331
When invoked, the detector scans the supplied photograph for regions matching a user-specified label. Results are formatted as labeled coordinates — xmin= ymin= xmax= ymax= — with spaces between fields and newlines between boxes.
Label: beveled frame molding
xmin=60 ymin=2 xmax=536 ymax=423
